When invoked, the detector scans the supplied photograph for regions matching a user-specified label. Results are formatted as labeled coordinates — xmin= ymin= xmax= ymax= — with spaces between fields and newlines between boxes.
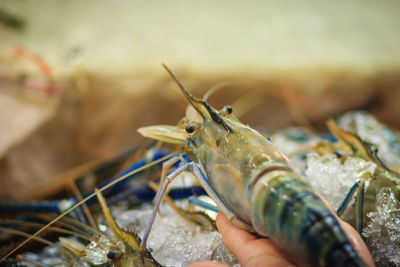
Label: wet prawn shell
xmin=250 ymin=172 xmax=362 ymax=267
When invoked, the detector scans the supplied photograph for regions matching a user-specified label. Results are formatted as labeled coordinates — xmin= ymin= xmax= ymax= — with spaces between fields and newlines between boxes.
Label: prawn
xmin=325 ymin=119 xmax=400 ymax=234
xmin=0 ymin=151 xmax=178 ymax=262
xmin=136 ymin=64 xmax=367 ymax=267
xmin=0 ymin=190 xmax=163 ymax=266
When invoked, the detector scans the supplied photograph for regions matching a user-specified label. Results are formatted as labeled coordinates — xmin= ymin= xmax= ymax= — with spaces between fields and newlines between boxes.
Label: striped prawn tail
xmin=250 ymin=171 xmax=366 ymax=267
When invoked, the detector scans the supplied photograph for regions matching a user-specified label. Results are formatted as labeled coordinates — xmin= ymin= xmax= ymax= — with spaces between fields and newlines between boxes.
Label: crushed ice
xmin=116 ymin=201 xmax=233 ymax=266
xmin=305 ymin=153 xmax=376 ymax=210
xmin=362 ymin=188 xmax=400 ymax=266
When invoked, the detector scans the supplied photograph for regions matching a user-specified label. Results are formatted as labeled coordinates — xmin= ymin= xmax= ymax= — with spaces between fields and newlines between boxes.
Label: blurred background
xmin=1 ymin=0 xmax=400 ymax=199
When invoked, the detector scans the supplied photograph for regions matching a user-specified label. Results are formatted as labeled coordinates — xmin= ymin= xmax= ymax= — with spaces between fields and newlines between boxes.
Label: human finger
xmin=186 ymin=261 xmax=229 ymax=267
xmin=216 ymin=212 xmax=295 ymax=267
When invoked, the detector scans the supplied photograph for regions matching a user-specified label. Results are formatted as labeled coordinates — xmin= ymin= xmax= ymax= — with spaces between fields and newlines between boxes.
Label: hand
xmin=188 ymin=212 xmax=375 ymax=267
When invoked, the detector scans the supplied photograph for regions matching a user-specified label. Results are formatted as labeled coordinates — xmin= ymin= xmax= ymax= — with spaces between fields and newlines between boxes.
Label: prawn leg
xmin=140 ymin=155 xmax=190 ymax=250
xmin=190 ymin=161 xmax=252 ymax=230
xmin=140 ymin=154 xmax=249 ymax=250
xmin=337 ymin=180 xmax=365 ymax=233
xmin=188 ymin=196 xmax=219 ymax=213
xmin=152 ymin=155 xmax=181 ymax=205
xmin=355 ymin=181 xmax=365 ymax=234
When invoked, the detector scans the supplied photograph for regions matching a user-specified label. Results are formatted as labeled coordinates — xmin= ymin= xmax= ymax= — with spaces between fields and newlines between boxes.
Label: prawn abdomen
xmin=251 ymin=173 xmax=365 ymax=267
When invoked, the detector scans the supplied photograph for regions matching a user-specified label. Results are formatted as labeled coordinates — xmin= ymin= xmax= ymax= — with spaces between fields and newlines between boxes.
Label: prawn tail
xmin=250 ymin=172 xmax=366 ymax=267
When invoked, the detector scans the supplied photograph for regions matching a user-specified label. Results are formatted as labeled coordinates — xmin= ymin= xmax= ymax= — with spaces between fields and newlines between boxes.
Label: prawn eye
xmin=107 ymin=251 xmax=116 ymax=259
xmin=185 ymin=123 xmax=200 ymax=133
xmin=220 ymin=105 xmax=233 ymax=116
xmin=186 ymin=124 xmax=194 ymax=133
xmin=107 ymin=250 xmax=121 ymax=260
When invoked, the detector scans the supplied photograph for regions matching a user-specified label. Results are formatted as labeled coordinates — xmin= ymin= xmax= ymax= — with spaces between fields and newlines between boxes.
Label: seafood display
xmin=1 ymin=67 xmax=399 ymax=266
xmin=2 ymin=0 xmax=400 ymax=265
